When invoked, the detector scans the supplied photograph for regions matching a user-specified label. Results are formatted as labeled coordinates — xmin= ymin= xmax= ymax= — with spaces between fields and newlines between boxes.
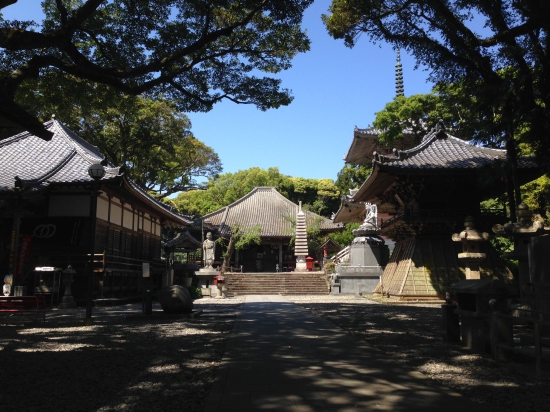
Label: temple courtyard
xmin=0 ymin=295 xmax=547 ymax=411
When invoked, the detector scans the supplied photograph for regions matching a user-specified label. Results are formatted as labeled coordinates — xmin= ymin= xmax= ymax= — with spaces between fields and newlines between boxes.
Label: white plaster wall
xmin=96 ymin=196 xmax=109 ymax=221
xmin=122 ymin=206 xmax=133 ymax=229
xmin=110 ymin=198 xmax=122 ymax=226
xmin=144 ymin=213 xmax=151 ymax=233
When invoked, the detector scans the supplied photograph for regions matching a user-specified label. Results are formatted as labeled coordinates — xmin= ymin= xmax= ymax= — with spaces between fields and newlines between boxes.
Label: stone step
xmin=225 ymin=272 xmax=329 ymax=296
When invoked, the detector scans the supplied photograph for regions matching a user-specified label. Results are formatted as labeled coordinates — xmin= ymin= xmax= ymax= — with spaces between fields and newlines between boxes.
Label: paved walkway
xmin=203 ymin=295 xmax=482 ymax=412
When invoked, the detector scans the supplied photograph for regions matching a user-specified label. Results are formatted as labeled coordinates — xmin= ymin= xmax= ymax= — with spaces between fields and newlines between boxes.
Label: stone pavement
xmin=203 ymin=295 xmax=482 ymax=412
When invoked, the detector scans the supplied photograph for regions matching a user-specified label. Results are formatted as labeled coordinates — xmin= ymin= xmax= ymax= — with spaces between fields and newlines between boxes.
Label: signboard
xmin=142 ymin=262 xmax=150 ymax=278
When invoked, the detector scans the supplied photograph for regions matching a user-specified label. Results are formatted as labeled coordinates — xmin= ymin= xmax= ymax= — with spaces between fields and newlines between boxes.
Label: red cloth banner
xmin=16 ymin=235 xmax=32 ymax=276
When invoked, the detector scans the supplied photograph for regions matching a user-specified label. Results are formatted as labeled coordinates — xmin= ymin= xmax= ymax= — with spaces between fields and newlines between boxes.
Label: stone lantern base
xmin=295 ymin=255 xmax=307 ymax=272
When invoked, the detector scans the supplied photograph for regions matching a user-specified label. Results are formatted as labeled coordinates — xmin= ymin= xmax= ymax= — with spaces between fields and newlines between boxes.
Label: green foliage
xmin=1 ymin=0 xmax=313 ymax=116
xmin=323 ymin=0 xmax=550 ymax=171
xmin=335 ymin=163 xmax=372 ymax=195
xmin=522 ymin=175 xmax=550 ymax=222
xmin=371 ymin=85 xmax=521 ymax=147
xmin=324 ymin=261 xmax=335 ymax=274
xmin=373 ymin=94 xmax=443 ymax=145
xmin=217 ymin=224 xmax=262 ymax=271
xmin=329 ymin=222 xmax=359 ymax=248
xmin=187 ymin=286 xmax=202 ymax=300
xmin=172 ymin=167 xmax=341 ymax=218
xmin=18 ymin=86 xmax=222 ymax=198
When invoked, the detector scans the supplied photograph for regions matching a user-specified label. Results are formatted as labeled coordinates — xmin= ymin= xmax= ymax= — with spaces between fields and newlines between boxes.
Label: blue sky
xmin=2 ymin=0 xmax=434 ymax=182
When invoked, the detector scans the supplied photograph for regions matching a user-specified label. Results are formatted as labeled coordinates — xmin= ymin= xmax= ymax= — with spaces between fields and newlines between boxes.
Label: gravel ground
xmin=0 ymin=298 xmax=244 ymax=412
xmin=287 ymin=295 xmax=550 ymax=412
xmin=1 ymin=295 xmax=548 ymax=412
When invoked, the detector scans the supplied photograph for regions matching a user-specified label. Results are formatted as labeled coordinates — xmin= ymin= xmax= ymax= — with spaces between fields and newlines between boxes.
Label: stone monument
xmin=158 ymin=285 xmax=194 ymax=313
xmin=335 ymin=203 xmax=388 ymax=295
xmin=294 ymin=201 xmax=308 ymax=272
xmin=195 ymin=231 xmax=222 ymax=296
xmin=203 ymin=232 xmax=216 ymax=269
xmin=492 ymin=203 xmax=546 ymax=291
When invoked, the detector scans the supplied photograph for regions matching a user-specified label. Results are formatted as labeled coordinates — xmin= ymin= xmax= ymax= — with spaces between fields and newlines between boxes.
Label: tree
xmin=216 ymin=224 xmax=261 ymax=272
xmin=172 ymin=167 xmax=341 ymax=217
xmin=329 ymin=222 xmax=360 ymax=248
xmin=323 ymin=0 xmax=550 ymax=212
xmin=17 ymin=79 xmax=222 ymax=198
xmin=0 ymin=0 xmax=313 ymax=136
xmin=335 ymin=163 xmax=372 ymax=196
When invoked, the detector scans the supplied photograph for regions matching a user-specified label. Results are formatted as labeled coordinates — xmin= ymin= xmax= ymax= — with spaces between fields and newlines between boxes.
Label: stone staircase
xmin=225 ymin=272 xmax=329 ymax=296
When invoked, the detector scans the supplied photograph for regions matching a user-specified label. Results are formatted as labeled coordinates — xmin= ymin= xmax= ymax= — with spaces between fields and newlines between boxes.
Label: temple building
xmin=0 ymin=119 xmax=191 ymax=303
xmin=333 ymin=120 xmax=541 ymax=299
xmin=172 ymin=187 xmax=343 ymax=272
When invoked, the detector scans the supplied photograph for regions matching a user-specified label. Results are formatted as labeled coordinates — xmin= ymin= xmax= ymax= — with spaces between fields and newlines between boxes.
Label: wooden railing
xmin=490 ymin=312 xmax=550 ymax=377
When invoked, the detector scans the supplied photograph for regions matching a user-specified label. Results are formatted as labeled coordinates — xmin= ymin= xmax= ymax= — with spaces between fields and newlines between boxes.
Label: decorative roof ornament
xmin=395 ymin=49 xmax=404 ymax=97
xmin=434 ymin=119 xmax=446 ymax=136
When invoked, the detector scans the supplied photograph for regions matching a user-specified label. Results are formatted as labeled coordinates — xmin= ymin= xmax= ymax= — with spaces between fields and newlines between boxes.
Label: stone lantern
xmin=492 ymin=203 xmax=546 ymax=292
xmin=452 ymin=216 xmax=489 ymax=279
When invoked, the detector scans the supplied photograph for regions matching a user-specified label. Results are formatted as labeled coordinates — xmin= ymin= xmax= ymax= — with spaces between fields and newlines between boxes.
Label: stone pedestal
xmin=493 ymin=203 xmax=548 ymax=295
xmin=333 ymin=212 xmax=388 ymax=295
xmin=459 ymin=314 xmax=490 ymax=353
xmin=195 ymin=268 xmax=222 ymax=297
xmin=162 ymin=268 xmax=174 ymax=288
xmin=441 ymin=305 xmax=460 ymax=342
xmin=295 ymin=256 xmax=307 ymax=272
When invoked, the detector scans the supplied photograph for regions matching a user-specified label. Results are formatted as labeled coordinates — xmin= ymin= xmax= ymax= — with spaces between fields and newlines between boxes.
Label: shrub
xmin=324 ymin=261 xmax=335 ymax=274
xmin=187 ymin=286 xmax=202 ymax=299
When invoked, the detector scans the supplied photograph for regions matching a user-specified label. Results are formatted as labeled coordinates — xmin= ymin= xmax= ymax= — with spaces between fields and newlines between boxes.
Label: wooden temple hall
xmin=0 ymin=119 xmax=191 ymax=303
xmin=165 ymin=187 xmax=343 ymax=273
xmin=333 ymin=120 xmax=542 ymax=299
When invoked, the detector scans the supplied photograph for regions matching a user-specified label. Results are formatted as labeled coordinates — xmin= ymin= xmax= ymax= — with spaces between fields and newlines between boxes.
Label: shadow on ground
xmin=0 ymin=304 xmax=239 ymax=412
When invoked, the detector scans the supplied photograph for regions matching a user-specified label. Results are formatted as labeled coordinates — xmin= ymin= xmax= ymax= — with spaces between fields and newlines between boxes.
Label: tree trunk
xmin=505 ymin=118 xmax=521 ymax=221
xmin=222 ymin=236 xmax=236 ymax=273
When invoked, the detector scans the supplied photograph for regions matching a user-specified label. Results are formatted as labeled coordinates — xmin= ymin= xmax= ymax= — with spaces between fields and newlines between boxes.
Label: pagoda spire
xmin=395 ymin=49 xmax=404 ymax=97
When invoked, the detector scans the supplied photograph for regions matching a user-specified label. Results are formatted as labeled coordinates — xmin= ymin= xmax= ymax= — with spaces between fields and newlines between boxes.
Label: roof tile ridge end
xmin=377 ymin=131 xmax=437 ymax=162
xmin=52 ymin=119 xmax=106 ymax=165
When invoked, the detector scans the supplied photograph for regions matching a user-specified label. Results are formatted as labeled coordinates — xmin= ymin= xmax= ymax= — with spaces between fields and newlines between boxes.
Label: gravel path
xmin=1 ymin=295 xmax=548 ymax=411
xmin=287 ymin=295 xmax=550 ymax=412
xmin=0 ymin=298 xmax=243 ymax=412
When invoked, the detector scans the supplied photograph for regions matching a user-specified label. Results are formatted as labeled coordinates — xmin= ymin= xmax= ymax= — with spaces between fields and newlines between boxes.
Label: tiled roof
xmin=0 ymin=119 xmax=191 ymax=227
xmin=332 ymin=125 xmax=540 ymax=224
xmin=0 ymin=119 xmax=119 ymax=190
xmin=194 ymin=187 xmax=343 ymax=238
xmin=343 ymin=125 xmax=416 ymax=164
xmin=315 ymin=237 xmax=343 ymax=252
xmin=165 ymin=230 xmax=202 ymax=248
xmin=373 ymin=127 xmax=537 ymax=170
